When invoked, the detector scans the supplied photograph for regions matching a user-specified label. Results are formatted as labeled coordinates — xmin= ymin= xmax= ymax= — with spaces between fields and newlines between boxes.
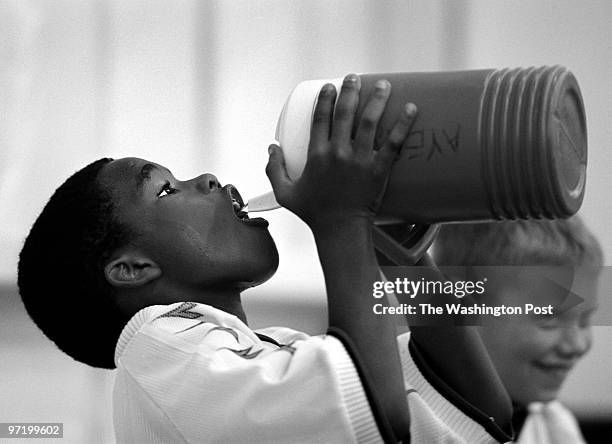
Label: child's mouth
xmin=225 ymin=185 xmax=269 ymax=228
xmin=228 ymin=186 xmax=248 ymax=219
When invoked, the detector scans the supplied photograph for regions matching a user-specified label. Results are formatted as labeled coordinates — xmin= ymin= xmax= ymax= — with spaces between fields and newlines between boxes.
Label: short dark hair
xmin=433 ymin=217 xmax=603 ymax=267
xmin=18 ymin=158 xmax=134 ymax=369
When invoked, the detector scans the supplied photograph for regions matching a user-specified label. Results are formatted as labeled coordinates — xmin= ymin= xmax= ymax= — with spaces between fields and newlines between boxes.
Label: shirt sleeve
xmin=114 ymin=302 xmax=383 ymax=444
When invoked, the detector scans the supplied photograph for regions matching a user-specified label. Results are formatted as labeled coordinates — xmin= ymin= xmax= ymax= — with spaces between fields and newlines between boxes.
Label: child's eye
xmin=536 ymin=315 xmax=561 ymax=330
xmin=158 ymin=182 xmax=177 ymax=198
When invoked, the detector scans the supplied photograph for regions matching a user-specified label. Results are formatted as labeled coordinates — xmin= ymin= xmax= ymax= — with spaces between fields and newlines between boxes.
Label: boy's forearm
xmin=313 ymin=218 xmax=410 ymax=441
xmin=265 ymin=74 xmax=417 ymax=441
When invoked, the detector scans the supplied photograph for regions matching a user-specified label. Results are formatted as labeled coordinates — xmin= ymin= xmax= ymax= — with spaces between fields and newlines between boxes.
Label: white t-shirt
xmin=516 ymin=402 xmax=585 ymax=444
xmin=113 ymin=302 xmax=509 ymax=443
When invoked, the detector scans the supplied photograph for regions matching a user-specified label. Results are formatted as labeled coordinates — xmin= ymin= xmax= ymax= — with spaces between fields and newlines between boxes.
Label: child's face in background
xmin=98 ymin=157 xmax=279 ymax=291
xmin=479 ymin=267 xmax=599 ymax=406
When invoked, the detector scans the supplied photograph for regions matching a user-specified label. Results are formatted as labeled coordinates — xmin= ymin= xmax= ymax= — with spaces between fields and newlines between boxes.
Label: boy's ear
xmin=104 ymin=252 xmax=161 ymax=288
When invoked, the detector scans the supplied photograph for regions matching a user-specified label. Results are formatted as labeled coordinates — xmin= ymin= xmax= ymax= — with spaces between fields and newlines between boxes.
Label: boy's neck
xmin=118 ymin=283 xmax=248 ymax=325
xmin=186 ymin=285 xmax=248 ymax=325
xmin=203 ymin=293 xmax=248 ymax=324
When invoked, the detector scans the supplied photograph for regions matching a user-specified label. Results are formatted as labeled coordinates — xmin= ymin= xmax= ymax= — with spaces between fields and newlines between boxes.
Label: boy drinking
xmin=18 ymin=75 xmax=512 ymax=443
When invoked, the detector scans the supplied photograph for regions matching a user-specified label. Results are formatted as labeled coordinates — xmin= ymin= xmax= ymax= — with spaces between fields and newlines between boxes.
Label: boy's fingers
xmin=354 ymin=79 xmax=391 ymax=157
xmin=331 ymin=74 xmax=361 ymax=149
xmin=265 ymin=144 xmax=293 ymax=204
xmin=309 ymin=84 xmax=337 ymax=155
xmin=376 ymin=103 xmax=418 ymax=170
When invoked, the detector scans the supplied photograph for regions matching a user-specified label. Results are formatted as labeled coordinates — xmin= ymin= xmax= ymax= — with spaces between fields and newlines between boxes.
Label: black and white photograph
xmin=1 ymin=1 xmax=611 ymax=443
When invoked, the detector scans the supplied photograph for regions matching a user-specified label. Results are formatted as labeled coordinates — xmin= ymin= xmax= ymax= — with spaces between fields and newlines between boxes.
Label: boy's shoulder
xmin=115 ymin=301 xmax=313 ymax=363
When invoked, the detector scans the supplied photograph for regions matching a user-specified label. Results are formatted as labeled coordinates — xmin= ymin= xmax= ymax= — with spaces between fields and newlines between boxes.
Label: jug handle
xmin=372 ymin=223 xmax=440 ymax=266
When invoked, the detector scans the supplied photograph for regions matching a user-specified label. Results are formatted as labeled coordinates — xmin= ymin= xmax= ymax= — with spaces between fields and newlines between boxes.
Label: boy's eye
xmin=536 ymin=315 xmax=561 ymax=330
xmin=158 ymin=182 xmax=177 ymax=198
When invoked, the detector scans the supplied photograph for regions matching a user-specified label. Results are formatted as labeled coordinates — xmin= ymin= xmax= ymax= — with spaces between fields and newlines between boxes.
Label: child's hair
xmin=18 ymin=158 xmax=134 ymax=369
xmin=432 ymin=217 xmax=603 ymax=267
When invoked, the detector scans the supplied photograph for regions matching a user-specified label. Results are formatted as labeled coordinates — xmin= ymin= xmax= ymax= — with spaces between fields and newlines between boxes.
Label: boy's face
xmin=479 ymin=268 xmax=599 ymax=406
xmin=98 ymin=157 xmax=278 ymax=291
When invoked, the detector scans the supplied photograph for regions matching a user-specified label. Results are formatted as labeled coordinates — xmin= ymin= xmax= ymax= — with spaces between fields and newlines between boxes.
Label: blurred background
xmin=1 ymin=0 xmax=611 ymax=442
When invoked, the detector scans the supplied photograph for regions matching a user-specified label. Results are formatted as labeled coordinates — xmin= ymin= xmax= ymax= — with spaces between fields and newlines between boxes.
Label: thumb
xmin=265 ymin=144 xmax=293 ymax=205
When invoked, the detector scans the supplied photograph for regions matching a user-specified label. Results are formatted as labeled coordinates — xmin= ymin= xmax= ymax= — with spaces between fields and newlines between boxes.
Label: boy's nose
xmin=195 ymin=173 xmax=221 ymax=193
xmin=557 ymin=325 xmax=592 ymax=358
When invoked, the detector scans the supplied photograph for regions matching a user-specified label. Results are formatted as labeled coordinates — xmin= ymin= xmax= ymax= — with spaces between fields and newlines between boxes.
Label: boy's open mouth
xmin=225 ymin=185 xmax=269 ymax=228
xmin=227 ymin=185 xmax=248 ymax=220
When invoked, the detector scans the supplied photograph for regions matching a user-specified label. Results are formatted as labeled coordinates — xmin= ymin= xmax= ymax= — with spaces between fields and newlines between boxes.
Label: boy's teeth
xmin=231 ymin=198 xmax=249 ymax=220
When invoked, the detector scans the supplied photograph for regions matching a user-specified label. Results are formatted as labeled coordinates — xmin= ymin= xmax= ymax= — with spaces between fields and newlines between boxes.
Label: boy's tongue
xmin=224 ymin=185 xmax=270 ymax=227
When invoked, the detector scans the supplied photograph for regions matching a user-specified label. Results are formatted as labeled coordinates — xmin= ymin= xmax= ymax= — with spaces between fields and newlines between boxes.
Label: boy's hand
xmin=266 ymin=73 xmax=417 ymax=231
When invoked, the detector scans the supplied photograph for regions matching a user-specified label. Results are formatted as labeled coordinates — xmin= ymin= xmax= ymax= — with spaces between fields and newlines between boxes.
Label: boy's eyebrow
xmin=136 ymin=163 xmax=173 ymax=191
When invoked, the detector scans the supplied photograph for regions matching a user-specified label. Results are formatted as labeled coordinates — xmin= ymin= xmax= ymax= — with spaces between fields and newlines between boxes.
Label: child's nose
xmin=194 ymin=174 xmax=221 ymax=193
xmin=557 ymin=325 xmax=592 ymax=358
